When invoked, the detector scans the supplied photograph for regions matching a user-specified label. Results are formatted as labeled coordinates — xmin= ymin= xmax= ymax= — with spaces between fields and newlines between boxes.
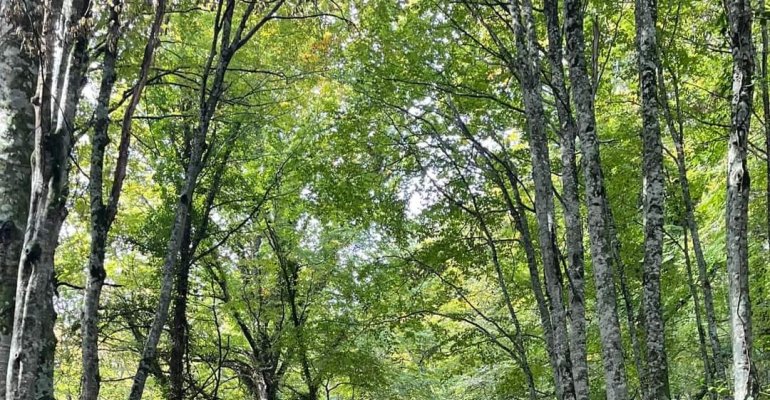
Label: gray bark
xmin=0 ymin=2 xmax=34 ymax=398
xmin=725 ymin=1 xmax=758 ymax=399
xmin=542 ymin=0 xmax=589 ymax=397
xmin=563 ymin=0 xmax=629 ymax=398
xmin=634 ymin=0 xmax=671 ymax=398
xmin=79 ymin=4 xmax=121 ymax=400
xmin=80 ymin=1 xmax=164 ymax=398
xmin=508 ymin=0 xmax=575 ymax=398
xmin=6 ymin=0 xmax=92 ymax=398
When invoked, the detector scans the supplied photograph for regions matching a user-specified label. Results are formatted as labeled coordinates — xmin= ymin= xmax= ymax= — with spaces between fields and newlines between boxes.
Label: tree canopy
xmin=0 ymin=0 xmax=769 ymax=399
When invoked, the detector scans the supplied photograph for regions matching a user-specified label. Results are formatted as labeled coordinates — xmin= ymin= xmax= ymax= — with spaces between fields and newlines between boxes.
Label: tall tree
xmin=0 ymin=0 xmax=35 ymax=397
xmin=80 ymin=1 xmax=166 ymax=399
xmin=127 ymin=1 xmax=286 ymax=399
xmin=634 ymin=0 xmax=671 ymax=398
xmin=5 ymin=0 xmax=92 ymax=398
xmin=563 ymin=0 xmax=629 ymax=398
xmin=724 ymin=0 xmax=758 ymax=398
xmin=542 ymin=0 xmax=589 ymax=397
xmin=762 ymin=0 xmax=770 ymax=251
xmin=507 ymin=0 xmax=575 ymax=398
xmin=656 ymin=14 xmax=727 ymax=387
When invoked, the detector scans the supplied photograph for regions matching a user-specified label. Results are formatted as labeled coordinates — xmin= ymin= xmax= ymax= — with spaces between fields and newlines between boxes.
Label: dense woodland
xmin=0 ymin=0 xmax=769 ymax=399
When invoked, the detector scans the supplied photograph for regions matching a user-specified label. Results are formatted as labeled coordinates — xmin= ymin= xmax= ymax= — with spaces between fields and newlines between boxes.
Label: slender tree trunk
xmin=683 ymin=228 xmax=714 ymax=398
xmin=128 ymin=2 xmax=285 ymax=397
xmin=762 ymin=0 xmax=770 ymax=253
xmin=605 ymin=201 xmax=646 ymax=396
xmin=0 ymin=2 xmax=35 ymax=397
xmin=725 ymin=1 xmax=758 ymax=399
xmin=634 ymin=0 xmax=671 ymax=398
xmin=127 ymin=109 xmax=207 ymax=400
xmin=6 ymin=0 xmax=91 ymax=398
xmin=170 ymin=218 xmax=193 ymax=400
xmin=80 ymin=2 xmax=165 ymax=398
xmin=656 ymin=24 xmax=728 ymax=387
xmin=508 ymin=0 xmax=576 ymax=398
xmin=457 ymin=121 xmax=556 ymax=398
xmin=79 ymin=4 xmax=121 ymax=399
xmin=542 ymin=0 xmax=589 ymax=397
xmin=564 ymin=0 xmax=629 ymax=398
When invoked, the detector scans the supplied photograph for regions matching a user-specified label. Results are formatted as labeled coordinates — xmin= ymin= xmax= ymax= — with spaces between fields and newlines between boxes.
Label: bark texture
xmin=79 ymin=4 xmax=121 ymax=399
xmin=542 ymin=0 xmax=588 ymax=397
xmin=508 ymin=0 xmax=575 ymax=398
xmin=563 ymin=0 xmax=629 ymax=398
xmin=6 ymin=0 xmax=92 ymax=398
xmin=0 ymin=2 xmax=34 ymax=398
xmin=725 ymin=1 xmax=758 ymax=399
xmin=80 ymin=1 xmax=165 ymax=398
xmin=634 ymin=0 xmax=671 ymax=398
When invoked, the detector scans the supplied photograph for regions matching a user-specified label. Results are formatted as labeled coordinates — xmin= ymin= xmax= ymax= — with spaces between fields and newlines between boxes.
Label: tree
xmin=634 ymin=0 xmax=671 ymax=397
xmin=724 ymin=0 xmax=758 ymax=398
xmin=0 ymin=0 xmax=35 ymax=396
xmin=6 ymin=0 xmax=91 ymax=398
xmin=563 ymin=0 xmax=629 ymax=398
xmin=127 ymin=1 xmax=286 ymax=398
xmin=80 ymin=2 xmax=166 ymax=399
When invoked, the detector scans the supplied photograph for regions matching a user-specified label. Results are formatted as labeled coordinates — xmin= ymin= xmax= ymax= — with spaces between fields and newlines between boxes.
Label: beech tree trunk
xmin=79 ymin=4 xmax=121 ymax=400
xmin=564 ymin=0 xmax=629 ymax=398
xmin=508 ymin=1 xmax=575 ymax=398
xmin=725 ymin=1 xmax=758 ymax=399
xmin=762 ymin=0 xmax=770 ymax=256
xmin=6 ymin=1 xmax=92 ymax=399
xmin=634 ymin=0 xmax=671 ymax=398
xmin=128 ymin=2 xmax=285 ymax=398
xmin=605 ymin=201 xmax=646 ymax=395
xmin=656 ymin=19 xmax=727 ymax=387
xmin=80 ymin=1 xmax=165 ymax=399
xmin=169 ymin=218 xmax=193 ymax=400
xmin=542 ymin=0 xmax=589 ymax=397
xmin=683 ymin=228 xmax=714 ymax=398
xmin=0 ymin=2 xmax=35 ymax=398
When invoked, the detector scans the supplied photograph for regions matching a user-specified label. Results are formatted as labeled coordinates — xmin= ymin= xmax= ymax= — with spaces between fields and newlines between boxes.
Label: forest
xmin=0 ymin=0 xmax=768 ymax=399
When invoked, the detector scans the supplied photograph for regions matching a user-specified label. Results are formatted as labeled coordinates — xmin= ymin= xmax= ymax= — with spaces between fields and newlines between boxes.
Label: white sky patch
xmin=297 ymin=214 xmax=322 ymax=251
xmin=300 ymin=186 xmax=318 ymax=203
xmin=403 ymin=169 xmax=444 ymax=218
xmin=479 ymin=136 xmax=501 ymax=153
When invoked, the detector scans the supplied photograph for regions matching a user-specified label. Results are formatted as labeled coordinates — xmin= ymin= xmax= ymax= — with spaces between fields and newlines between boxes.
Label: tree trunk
xmin=683 ymin=228 xmax=714 ymax=398
xmin=656 ymin=19 xmax=727 ymax=387
xmin=127 ymin=112 xmax=206 ymax=400
xmin=564 ymin=0 xmax=629 ymax=398
xmin=634 ymin=0 xmax=671 ymax=398
xmin=542 ymin=0 xmax=589 ymax=397
xmin=762 ymin=0 xmax=770 ymax=256
xmin=0 ymin=2 xmax=35 ymax=397
xmin=170 ymin=218 xmax=193 ymax=400
xmin=605 ymin=199 xmax=645 ymax=396
xmin=80 ymin=1 xmax=164 ymax=399
xmin=128 ymin=2 xmax=286 ymax=397
xmin=508 ymin=1 xmax=576 ymax=398
xmin=6 ymin=0 xmax=91 ymax=398
xmin=79 ymin=4 xmax=121 ymax=399
xmin=725 ymin=1 xmax=758 ymax=399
